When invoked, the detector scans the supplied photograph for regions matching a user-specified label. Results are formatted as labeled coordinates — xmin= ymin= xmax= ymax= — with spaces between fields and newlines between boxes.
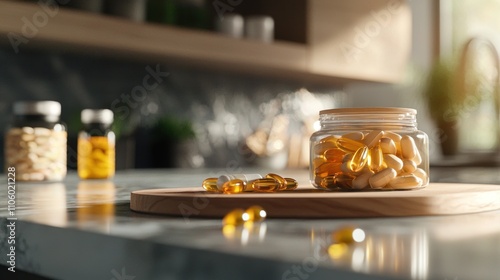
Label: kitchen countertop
xmin=1 ymin=167 xmax=500 ymax=280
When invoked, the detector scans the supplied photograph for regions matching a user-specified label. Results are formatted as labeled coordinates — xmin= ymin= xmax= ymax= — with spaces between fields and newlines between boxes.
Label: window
xmin=440 ymin=0 xmax=500 ymax=152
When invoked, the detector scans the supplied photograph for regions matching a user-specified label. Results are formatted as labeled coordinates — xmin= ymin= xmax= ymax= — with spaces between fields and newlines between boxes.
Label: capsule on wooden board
xmin=265 ymin=173 xmax=287 ymax=191
xmin=217 ymin=174 xmax=262 ymax=189
xmin=222 ymin=179 xmax=245 ymax=194
xmin=248 ymin=178 xmax=279 ymax=193
xmin=202 ymin=177 xmax=219 ymax=192
xmin=284 ymin=178 xmax=298 ymax=190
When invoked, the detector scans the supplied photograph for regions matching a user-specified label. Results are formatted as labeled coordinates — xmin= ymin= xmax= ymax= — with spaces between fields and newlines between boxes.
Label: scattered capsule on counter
xmin=328 ymin=242 xmax=349 ymax=260
xmin=222 ymin=208 xmax=247 ymax=226
xmin=310 ymin=130 xmax=429 ymax=191
xmin=328 ymin=227 xmax=366 ymax=260
xmin=243 ymin=205 xmax=267 ymax=222
xmin=332 ymin=226 xmax=366 ymax=244
xmin=222 ymin=206 xmax=268 ymax=243
xmin=223 ymin=206 xmax=267 ymax=227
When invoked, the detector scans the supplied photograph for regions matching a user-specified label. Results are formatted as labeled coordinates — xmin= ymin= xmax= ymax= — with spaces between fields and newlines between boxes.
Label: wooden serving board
xmin=130 ymin=183 xmax=500 ymax=218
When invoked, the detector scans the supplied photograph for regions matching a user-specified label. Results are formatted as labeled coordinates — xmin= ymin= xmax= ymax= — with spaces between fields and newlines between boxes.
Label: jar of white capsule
xmin=4 ymin=101 xmax=67 ymax=182
xmin=310 ymin=108 xmax=429 ymax=191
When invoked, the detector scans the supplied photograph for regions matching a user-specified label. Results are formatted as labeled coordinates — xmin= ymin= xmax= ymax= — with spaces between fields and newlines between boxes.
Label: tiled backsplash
xmin=0 ymin=47 xmax=343 ymax=169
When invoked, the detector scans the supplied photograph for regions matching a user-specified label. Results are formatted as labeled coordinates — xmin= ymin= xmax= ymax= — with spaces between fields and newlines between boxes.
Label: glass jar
xmin=4 ymin=101 xmax=67 ymax=181
xmin=77 ymin=109 xmax=115 ymax=179
xmin=310 ymin=108 xmax=429 ymax=191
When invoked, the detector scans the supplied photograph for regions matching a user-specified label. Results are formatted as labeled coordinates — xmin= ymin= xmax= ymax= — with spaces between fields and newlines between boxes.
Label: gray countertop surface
xmin=1 ymin=167 xmax=500 ymax=280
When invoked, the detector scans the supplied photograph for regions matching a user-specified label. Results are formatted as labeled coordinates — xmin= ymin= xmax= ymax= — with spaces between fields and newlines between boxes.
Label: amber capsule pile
xmin=202 ymin=173 xmax=298 ymax=194
xmin=312 ymin=130 xmax=428 ymax=190
xmin=78 ymin=136 xmax=115 ymax=179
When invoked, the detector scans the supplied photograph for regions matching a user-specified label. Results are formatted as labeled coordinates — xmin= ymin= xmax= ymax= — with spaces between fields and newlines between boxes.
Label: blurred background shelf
xmin=0 ymin=0 xmax=411 ymax=86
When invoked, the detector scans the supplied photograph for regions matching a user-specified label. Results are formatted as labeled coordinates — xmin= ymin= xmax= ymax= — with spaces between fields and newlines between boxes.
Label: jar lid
xmin=81 ymin=109 xmax=114 ymax=124
xmin=13 ymin=101 xmax=61 ymax=116
xmin=320 ymin=107 xmax=417 ymax=115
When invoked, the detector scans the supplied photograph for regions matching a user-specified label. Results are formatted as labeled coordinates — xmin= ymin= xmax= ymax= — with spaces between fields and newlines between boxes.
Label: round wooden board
xmin=130 ymin=183 xmax=500 ymax=218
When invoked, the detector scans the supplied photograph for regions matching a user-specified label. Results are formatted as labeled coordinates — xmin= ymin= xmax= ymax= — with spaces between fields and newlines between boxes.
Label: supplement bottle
xmin=5 ymin=101 xmax=67 ymax=181
xmin=310 ymin=108 xmax=429 ymax=191
xmin=78 ymin=109 xmax=115 ymax=179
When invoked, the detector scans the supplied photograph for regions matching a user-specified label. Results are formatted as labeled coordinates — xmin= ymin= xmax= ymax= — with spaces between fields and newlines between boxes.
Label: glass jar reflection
xmin=77 ymin=180 xmax=116 ymax=232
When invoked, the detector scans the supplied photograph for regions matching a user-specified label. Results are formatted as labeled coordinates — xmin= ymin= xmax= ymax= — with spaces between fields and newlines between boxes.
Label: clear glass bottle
xmin=310 ymin=108 xmax=429 ymax=191
xmin=77 ymin=109 xmax=115 ymax=179
xmin=4 ymin=101 xmax=67 ymax=181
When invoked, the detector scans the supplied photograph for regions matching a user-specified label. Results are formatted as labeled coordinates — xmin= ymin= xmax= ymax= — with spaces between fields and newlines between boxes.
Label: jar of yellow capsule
xmin=310 ymin=108 xmax=429 ymax=191
xmin=78 ymin=109 xmax=115 ymax=179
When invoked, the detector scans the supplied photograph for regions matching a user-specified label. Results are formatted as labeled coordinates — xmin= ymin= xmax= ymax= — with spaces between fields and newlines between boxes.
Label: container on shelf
xmin=4 ymin=101 xmax=67 ymax=182
xmin=147 ymin=0 xmax=175 ymax=24
xmin=310 ymin=108 xmax=429 ymax=191
xmin=215 ymin=13 xmax=244 ymax=38
xmin=245 ymin=15 xmax=274 ymax=43
xmin=106 ymin=0 xmax=147 ymax=22
xmin=77 ymin=109 xmax=115 ymax=179
xmin=67 ymin=0 xmax=104 ymax=13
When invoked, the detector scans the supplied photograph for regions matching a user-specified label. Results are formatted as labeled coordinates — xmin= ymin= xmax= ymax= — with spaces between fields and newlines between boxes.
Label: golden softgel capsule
xmin=221 ymin=179 xmax=245 ymax=194
xmin=265 ymin=173 xmax=287 ymax=191
xmin=248 ymin=178 xmax=279 ymax=192
xmin=202 ymin=178 xmax=219 ymax=192
xmin=284 ymin=178 xmax=298 ymax=190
